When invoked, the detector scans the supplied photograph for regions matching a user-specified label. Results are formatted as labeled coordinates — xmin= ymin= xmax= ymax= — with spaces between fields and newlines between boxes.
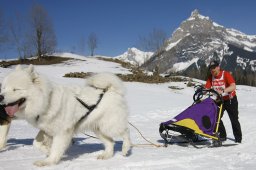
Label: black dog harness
xmin=34 ymin=87 xmax=107 ymax=124
xmin=76 ymin=88 xmax=107 ymax=124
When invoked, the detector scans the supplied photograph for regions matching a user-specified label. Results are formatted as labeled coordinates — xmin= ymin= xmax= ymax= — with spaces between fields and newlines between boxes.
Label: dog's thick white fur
xmin=0 ymin=65 xmax=131 ymax=166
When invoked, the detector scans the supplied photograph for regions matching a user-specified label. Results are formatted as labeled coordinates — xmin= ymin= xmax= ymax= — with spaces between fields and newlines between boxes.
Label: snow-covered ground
xmin=0 ymin=55 xmax=255 ymax=170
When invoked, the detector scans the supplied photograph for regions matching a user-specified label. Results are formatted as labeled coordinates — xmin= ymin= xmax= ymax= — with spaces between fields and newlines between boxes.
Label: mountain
xmin=142 ymin=9 xmax=256 ymax=74
xmin=116 ymin=47 xmax=153 ymax=66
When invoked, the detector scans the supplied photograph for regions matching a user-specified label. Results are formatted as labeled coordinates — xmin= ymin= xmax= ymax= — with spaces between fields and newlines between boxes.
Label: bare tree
xmin=9 ymin=12 xmax=32 ymax=59
xmin=138 ymin=28 xmax=168 ymax=52
xmin=29 ymin=4 xmax=56 ymax=60
xmin=87 ymin=32 xmax=98 ymax=56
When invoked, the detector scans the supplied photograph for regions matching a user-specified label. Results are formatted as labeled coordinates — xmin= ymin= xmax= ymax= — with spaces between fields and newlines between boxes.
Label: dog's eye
xmin=13 ymin=88 xmax=19 ymax=91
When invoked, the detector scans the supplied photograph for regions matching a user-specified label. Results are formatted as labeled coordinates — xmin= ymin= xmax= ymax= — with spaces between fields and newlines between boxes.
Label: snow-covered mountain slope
xmin=143 ymin=9 xmax=256 ymax=74
xmin=0 ymin=53 xmax=132 ymax=84
xmin=116 ymin=47 xmax=153 ymax=66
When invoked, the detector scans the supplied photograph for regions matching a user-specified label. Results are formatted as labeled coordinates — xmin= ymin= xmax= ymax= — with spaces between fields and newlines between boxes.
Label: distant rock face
xmin=116 ymin=47 xmax=153 ymax=66
xmin=142 ymin=9 xmax=256 ymax=74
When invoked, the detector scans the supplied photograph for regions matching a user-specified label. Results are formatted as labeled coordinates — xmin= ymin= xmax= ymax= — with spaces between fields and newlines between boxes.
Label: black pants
xmin=218 ymin=96 xmax=242 ymax=141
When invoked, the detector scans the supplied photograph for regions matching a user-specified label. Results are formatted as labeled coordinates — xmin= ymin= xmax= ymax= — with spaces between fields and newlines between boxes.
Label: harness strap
xmin=76 ymin=89 xmax=106 ymax=124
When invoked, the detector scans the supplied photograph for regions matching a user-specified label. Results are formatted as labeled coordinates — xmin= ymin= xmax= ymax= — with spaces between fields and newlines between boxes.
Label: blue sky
xmin=1 ymin=0 xmax=256 ymax=59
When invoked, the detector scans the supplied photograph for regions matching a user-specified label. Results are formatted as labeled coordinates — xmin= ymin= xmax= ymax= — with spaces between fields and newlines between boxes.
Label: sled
xmin=159 ymin=86 xmax=226 ymax=148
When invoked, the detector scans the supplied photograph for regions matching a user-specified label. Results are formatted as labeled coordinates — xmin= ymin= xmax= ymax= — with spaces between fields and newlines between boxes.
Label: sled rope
xmin=128 ymin=122 xmax=164 ymax=148
xmin=82 ymin=122 xmax=164 ymax=148
xmin=82 ymin=133 xmax=98 ymax=139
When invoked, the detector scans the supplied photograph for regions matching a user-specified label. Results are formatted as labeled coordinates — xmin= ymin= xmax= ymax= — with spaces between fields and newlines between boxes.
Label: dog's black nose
xmin=0 ymin=95 xmax=4 ymax=102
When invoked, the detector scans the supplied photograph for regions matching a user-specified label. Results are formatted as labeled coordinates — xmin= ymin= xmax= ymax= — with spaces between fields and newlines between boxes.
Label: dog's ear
xmin=15 ymin=65 xmax=22 ymax=71
xmin=27 ymin=64 xmax=34 ymax=73
xmin=27 ymin=65 xmax=39 ymax=84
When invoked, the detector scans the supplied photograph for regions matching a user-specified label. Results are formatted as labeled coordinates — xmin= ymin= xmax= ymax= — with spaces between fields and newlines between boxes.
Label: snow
xmin=116 ymin=48 xmax=153 ymax=66
xmin=187 ymin=13 xmax=209 ymax=21
xmin=0 ymin=54 xmax=256 ymax=170
xmin=172 ymin=58 xmax=199 ymax=72
xmin=236 ymin=56 xmax=256 ymax=71
xmin=165 ymin=39 xmax=182 ymax=51
xmin=212 ymin=22 xmax=223 ymax=28
xmin=243 ymin=46 xmax=254 ymax=52
xmin=227 ymin=28 xmax=256 ymax=40
xmin=226 ymin=29 xmax=256 ymax=48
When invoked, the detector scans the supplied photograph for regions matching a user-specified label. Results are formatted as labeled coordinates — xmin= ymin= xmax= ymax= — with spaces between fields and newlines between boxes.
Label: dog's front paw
xmin=97 ymin=152 xmax=113 ymax=160
xmin=33 ymin=141 xmax=50 ymax=155
xmin=0 ymin=143 xmax=6 ymax=150
xmin=33 ymin=159 xmax=56 ymax=167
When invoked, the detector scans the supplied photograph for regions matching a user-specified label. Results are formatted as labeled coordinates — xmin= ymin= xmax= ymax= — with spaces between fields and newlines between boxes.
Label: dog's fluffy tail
xmin=86 ymin=73 xmax=125 ymax=95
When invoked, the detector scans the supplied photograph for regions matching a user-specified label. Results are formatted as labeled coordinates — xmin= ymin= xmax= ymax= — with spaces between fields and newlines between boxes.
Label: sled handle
xmin=193 ymin=86 xmax=223 ymax=104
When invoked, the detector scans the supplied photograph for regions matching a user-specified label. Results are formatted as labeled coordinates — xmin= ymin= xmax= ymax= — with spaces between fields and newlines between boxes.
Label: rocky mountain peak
xmin=142 ymin=9 xmax=256 ymax=82
xmin=191 ymin=9 xmax=199 ymax=18
xmin=116 ymin=48 xmax=153 ymax=66
xmin=170 ymin=9 xmax=218 ymax=43
xmin=189 ymin=9 xmax=209 ymax=20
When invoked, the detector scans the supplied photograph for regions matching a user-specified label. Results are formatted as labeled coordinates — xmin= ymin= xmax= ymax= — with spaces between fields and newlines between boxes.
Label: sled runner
xmin=159 ymin=86 xmax=226 ymax=148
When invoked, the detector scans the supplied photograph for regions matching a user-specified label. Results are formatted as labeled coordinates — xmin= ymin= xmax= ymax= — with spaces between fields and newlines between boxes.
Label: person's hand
xmin=216 ymin=88 xmax=224 ymax=95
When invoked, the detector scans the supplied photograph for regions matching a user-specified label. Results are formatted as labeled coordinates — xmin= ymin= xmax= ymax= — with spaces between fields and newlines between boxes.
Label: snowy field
xmin=0 ymin=55 xmax=255 ymax=170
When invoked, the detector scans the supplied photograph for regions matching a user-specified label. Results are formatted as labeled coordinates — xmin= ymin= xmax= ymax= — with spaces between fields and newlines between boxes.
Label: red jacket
xmin=205 ymin=70 xmax=236 ymax=100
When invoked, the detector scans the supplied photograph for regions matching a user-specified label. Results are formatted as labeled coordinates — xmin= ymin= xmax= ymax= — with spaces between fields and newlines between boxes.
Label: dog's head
xmin=0 ymin=65 xmax=39 ymax=118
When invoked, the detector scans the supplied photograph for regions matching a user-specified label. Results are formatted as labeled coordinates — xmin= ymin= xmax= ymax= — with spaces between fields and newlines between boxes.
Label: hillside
xmin=0 ymin=54 xmax=255 ymax=169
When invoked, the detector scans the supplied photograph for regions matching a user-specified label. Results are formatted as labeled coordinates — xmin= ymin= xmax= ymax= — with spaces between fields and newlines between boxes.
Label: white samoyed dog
xmin=0 ymin=65 xmax=131 ymax=166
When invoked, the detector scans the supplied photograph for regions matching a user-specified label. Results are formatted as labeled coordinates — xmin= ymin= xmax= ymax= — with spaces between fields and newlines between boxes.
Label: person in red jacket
xmin=205 ymin=60 xmax=242 ymax=143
